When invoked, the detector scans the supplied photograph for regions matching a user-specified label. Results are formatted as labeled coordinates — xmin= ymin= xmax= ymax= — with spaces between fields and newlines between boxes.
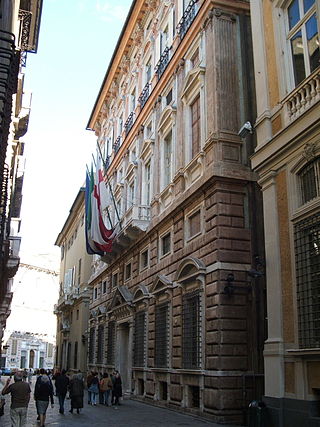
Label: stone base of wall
xmin=263 ymin=396 xmax=320 ymax=427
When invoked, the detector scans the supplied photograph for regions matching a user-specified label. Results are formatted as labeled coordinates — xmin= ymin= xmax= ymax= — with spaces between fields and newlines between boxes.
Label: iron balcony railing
xmin=113 ymin=136 xmax=121 ymax=153
xmin=138 ymin=82 xmax=151 ymax=109
xmin=155 ymin=46 xmax=172 ymax=79
xmin=124 ymin=111 xmax=135 ymax=135
xmin=177 ymin=0 xmax=199 ymax=40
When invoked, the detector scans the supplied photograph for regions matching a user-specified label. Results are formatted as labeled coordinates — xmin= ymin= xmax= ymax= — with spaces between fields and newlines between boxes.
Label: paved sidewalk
xmin=0 ymin=377 xmax=240 ymax=427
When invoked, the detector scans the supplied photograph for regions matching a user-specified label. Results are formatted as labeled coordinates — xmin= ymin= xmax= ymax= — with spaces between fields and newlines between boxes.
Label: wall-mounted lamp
xmin=238 ymin=121 xmax=253 ymax=138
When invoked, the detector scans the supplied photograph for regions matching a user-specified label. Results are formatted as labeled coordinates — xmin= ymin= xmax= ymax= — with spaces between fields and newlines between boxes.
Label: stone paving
xmin=0 ymin=377 xmax=239 ymax=427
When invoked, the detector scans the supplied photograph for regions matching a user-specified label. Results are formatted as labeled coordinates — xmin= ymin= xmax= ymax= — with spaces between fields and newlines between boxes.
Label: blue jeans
xmin=57 ymin=393 xmax=66 ymax=413
xmin=103 ymin=389 xmax=111 ymax=405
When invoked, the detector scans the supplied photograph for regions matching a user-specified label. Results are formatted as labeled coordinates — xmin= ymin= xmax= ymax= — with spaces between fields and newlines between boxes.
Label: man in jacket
xmin=1 ymin=371 xmax=31 ymax=426
xmin=54 ymin=369 xmax=69 ymax=414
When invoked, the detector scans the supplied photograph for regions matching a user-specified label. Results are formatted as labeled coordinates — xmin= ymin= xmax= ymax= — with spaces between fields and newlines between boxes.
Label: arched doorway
xmin=29 ymin=349 xmax=35 ymax=368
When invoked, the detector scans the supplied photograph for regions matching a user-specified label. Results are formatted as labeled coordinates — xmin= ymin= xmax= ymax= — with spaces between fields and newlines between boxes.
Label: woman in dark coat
xmin=112 ymin=371 xmax=122 ymax=406
xmin=69 ymin=373 xmax=84 ymax=414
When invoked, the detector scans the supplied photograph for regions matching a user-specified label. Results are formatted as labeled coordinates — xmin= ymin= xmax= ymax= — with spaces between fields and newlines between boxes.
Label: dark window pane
xmin=295 ymin=213 xmax=320 ymax=348
xmin=155 ymin=303 xmax=168 ymax=368
xmin=288 ymin=0 xmax=300 ymax=30
xmin=306 ymin=14 xmax=320 ymax=72
xmin=182 ymin=291 xmax=200 ymax=369
xmin=299 ymin=158 xmax=320 ymax=204
xmin=107 ymin=322 xmax=115 ymax=365
xmin=162 ymin=233 xmax=171 ymax=255
xmin=291 ymin=30 xmax=306 ymax=85
xmin=304 ymin=0 xmax=315 ymax=13
xmin=134 ymin=312 xmax=146 ymax=366
xmin=189 ymin=210 xmax=201 ymax=237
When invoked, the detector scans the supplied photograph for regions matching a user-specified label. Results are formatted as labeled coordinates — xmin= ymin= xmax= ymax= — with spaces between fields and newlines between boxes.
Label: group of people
xmin=86 ymin=370 xmax=122 ymax=406
xmin=1 ymin=368 xmax=123 ymax=426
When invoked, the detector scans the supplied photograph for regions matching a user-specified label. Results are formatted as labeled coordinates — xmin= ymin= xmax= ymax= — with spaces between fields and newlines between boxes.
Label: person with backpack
xmin=34 ymin=368 xmax=54 ymax=427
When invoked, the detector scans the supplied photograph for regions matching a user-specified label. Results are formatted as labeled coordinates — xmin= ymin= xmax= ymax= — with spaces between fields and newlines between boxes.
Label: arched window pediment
xmin=157 ymin=105 xmax=177 ymax=134
xmin=133 ymin=285 xmax=151 ymax=304
xmin=175 ymin=257 xmax=206 ymax=285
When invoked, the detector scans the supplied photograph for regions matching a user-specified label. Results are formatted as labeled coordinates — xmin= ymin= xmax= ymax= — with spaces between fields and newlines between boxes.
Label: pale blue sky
xmin=19 ymin=0 xmax=132 ymax=265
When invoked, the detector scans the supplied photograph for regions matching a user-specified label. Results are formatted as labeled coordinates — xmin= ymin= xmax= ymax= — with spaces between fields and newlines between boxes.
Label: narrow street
xmin=0 ymin=378 xmax=239 ymax=427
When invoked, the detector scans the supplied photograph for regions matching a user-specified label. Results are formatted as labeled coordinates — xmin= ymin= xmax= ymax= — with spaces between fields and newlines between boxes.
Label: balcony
xmin=124 ymin=112 xmax=135 ymax=136
xmin=284 ymin=68 xmax=320 ymax=125
xmin=177 ymin=0 xmax=199 ymax=40
xmin=113 ymin=136 xmax=121 ymax=153
xmin=138 ymin=82 xmax=151 ymax=109
xmin=101 ymin=204 xmax=151 ymax=264
xmin=155 ymin=46 xmax=172 ymax=80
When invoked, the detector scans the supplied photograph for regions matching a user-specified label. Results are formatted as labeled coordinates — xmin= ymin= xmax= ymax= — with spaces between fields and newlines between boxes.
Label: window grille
xmin=155 ymin=303 xmax=169 ymax=367
xmin=88 ymin=327 xmax=95 ymax=364
xmin=299 ymin=157 xmax=320 ymax=204
xmin=182 ymin=290 xmax=200 ymax=368
xmin=295 ymin=213 xmax=320 ymax=348
xmin=134 ymin=312 xmax=146 ymax=367
xmin=107 ymin=322 xmax=115 ymax=365
xmin=97 ymin=325 xmax=104 ymax=364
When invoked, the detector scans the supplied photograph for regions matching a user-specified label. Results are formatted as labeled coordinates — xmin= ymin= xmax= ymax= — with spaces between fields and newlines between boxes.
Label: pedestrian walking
xmin=88 ymin=372 xmax=99 ymax=406
xmin=27 ymin=369 xmax=33 ymax=385
xmin=86 ymin=371 xmax=94 ymax=404
xmin=1 ymin=370 xmax=31 ymax=426
xmin=34 ymin=368 xmax=54 ymax=427
xmin=112 ymin=371 xmax=122 ymax=406
xmin=69 ymin=372 xmax=84 ymax=414
xmin=99 ymin=373 xmax=113 ymax=406
xmin=55 ymin=369 xmax=69 ymax=414
xmin=98 ymin=373 xmax=104 ymax=404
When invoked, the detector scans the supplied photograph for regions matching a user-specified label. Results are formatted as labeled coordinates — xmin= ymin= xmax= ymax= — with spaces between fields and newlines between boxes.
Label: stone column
xmin=260 ymin=171 xmax=284 ymax=398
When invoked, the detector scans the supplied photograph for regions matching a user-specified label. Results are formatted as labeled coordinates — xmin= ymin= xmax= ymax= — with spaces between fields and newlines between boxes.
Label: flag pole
xmin=96 ymin=142 xmax=122 ymax=229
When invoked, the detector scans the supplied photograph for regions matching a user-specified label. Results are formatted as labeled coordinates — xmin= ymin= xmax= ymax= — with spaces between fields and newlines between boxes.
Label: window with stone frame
xmin=182 ymin=290 xmax=200 ymax=368
xmin=298 ymin=157 xmax=320 ymax=204
xmin=88 ymin=327 xmax=95 ymax=364
xmin=74 ymin=341 xmax=78 ymax=369
xmin=160 ymin=231 xmax=171 ymax=257
xmin=155 ymin=303 xmax=169 ymax=367
xmin=286 ymin=0 xmax=319 ymax=86
xmin=107 ymin=322 xmax=115 ymax=365
xmin=163 ymin=129 xmax=173 ymax=188
xmin=140 ymin=248 xmax=149 ymax=271
xmin=295 ymin=212 xmax=320 ymax=348
xmin=191 ymin=95 xmax=201 ymax=158
xmin=187 ymin=209 xmax=201 ymax=239
xmin=97 ymin=324 xmax=104 ymax=364
xmin=125 ymin=262 xmax=132 ymax=281
xmin=144 ymin=160 xmax=152 ymax=205
xmin=133 ymin=311 xmax=146 ymax=367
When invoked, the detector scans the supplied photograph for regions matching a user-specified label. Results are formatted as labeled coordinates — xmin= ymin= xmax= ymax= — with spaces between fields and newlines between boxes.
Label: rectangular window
xmin=146 ymin=58 xmax=152 ymax=83
xmin=47 ymin=343 xmax=53 ymax=358
xmin=191 ymin=48 xmax=200 ymax=67
xmin=125 ymin=263 xmax=132 ymax=280
xmin=11 ymin=339 xmax=17 ymax=355
xmin=287 ymin=0 xmax=319 ymax=86
xmin=166 ymin=89 xmax=173 ymax=105
xmin=134 ymin=312 xmax=146 ymax=366
xmin=74 ymin=341 xmax=78 ymax=369
xmin=107 ymin=322 xmax=115 ymax=365
xmin=191 ymin=95 xmax=201 ymax=158
xmin=97 ymin=325 xmax=104 ymax=364
xmin=161 ymin=232 xmax=171 ymax=256
xmin=155 ymin=303 xmax=168 ymax=367
xmin=164 ymin=131 xmax=172 ymax=188
xmin=112 ymin=272 xmax=118 ymax=288
xmin=182 ymin=291 xmax=200 ymax=368
xmin=76 ymin=309 xmax=79 ymax=320
xmin=128 ymin=182 xmax=135 ymax=207
xmin=145 ymin=161 xmax=151 ymax=204
xmin=140 ymin=249 xmax=149 ymax=270
xmin=94 ymin=288 xmax=98 ymax=300
xmin=299 ymin=158 xmax=320 ymax=204
xmin=295 ymin=213 xmax=320 ymax=348
xmin=102 ymin=280 xmax=107 ymax=294
xmin=89 ymin=327 xmax=95 ymax=364
xmin=78 ymin=258 xmax=82 ymax=286
xmin=188 ymin=210 xmax=201 ymax=238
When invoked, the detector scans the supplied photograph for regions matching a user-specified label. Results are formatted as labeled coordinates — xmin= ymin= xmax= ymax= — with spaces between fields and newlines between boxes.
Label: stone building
xmin=85 ymin=0 xmax=264 ymax=424
xmin=2 ymin=331 xmax=55 ymax=371
xmin=0 ymin=0 xmax=42 ymax=357
xmin=250 ymin=0 xmax=320 ymax=426
xmin=54 ymin=188 xmax=92 ymax=374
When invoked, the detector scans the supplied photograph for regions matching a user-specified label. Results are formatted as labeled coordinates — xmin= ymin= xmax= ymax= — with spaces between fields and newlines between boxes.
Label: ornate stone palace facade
xmin=0 ymin=0 xmax=42 ymax=357
xmin=83 ymin=0 xmax=265 ymax=423
xmin=250 ymin=0 xmax=320 ymax=425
